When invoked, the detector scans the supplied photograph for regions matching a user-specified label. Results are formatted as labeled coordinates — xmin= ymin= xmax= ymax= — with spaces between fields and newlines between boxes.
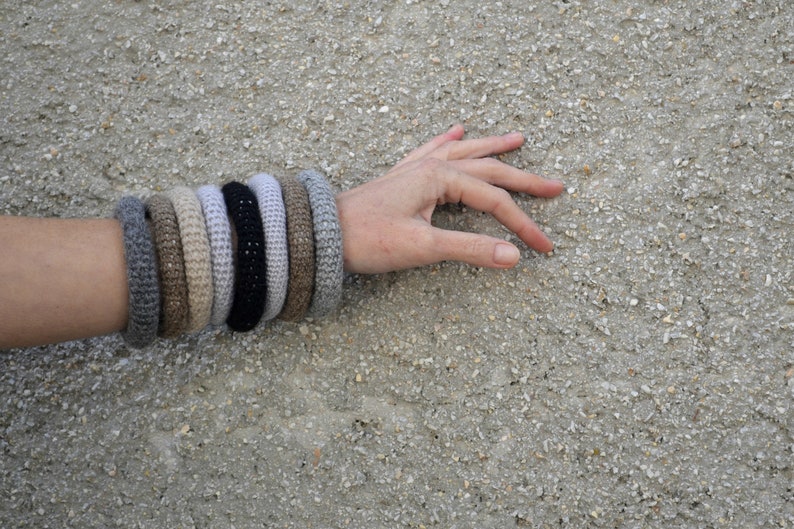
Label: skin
xmin=0 ymin=217 xmax=129 ymax=348
xmin=336 ymin=124 xmax=564 ymax=273
xmin=0 ymin=125 xmax=563 ymax=349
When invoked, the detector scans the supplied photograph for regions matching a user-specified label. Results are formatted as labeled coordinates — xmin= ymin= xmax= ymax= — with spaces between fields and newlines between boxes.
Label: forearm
xmin=0 ymin=217 xmax=129 ymax=348
xmin=0 ymin=126 xmax=561 ymax=350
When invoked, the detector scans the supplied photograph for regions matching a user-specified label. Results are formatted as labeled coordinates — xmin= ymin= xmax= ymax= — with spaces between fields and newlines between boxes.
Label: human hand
xmin=335 ymin=124 xmax=564 ymax=274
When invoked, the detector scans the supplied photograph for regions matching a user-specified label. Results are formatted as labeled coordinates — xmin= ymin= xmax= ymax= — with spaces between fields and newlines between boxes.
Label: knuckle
xmin=480 ymin=157 xmax=501 ymax=170
xmin=487 ymin=188 xmax=515 ymax=217
xmin=417 ymin=157 xmax=446 ymax=174
xmin=464 ymin=237 xmax=489 ymax=258
xmin=492 ymin=187 xmax=512 ymax=205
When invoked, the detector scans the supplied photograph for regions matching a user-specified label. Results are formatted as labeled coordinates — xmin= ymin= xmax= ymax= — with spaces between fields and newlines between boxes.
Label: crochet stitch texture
xmin=115 ymin=196 xmax=160 ymax=348
xmin=297 ymin=170 xmax=344 ymax=317
xmin=276 ymin=175 xmax=315 ymax=321
xmin=166 ymin=186 xmax=213 ymax=332
xmin=222 ymin=182 xmax=267 ymax=331
xmin=146 ymin=193 xmax=189 ymax=338
xmin=196 ymin=185 xmax=234 ymax=326
xmin=248 ymin=173 xmax=289 ymax=321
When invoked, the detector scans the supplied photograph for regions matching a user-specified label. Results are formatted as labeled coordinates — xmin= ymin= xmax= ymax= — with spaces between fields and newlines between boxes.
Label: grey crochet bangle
xmin=296 ymin=169 xmax=344 ymax=316
xmin=166 ymin=186 xmax=213 ymax=333
xmin=248 ymin=173 xmax=289 ymax=321
xmin=114 ymin=195 xmax=160 ymax=348
xmin=196 ymin=185 xmax=235 ymax=326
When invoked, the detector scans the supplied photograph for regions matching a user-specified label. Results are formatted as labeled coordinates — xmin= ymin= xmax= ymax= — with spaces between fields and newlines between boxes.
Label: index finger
xmin=435 ymin=131 xmax=526 ymax=161
xmin=397 ymin=126 xmax=526 ymax=166
xmin=396 ymin=124 xmax=466 ymax=166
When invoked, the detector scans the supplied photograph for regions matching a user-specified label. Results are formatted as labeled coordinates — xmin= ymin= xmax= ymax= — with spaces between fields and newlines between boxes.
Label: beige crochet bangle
xmin=166 ymin=186 xmax=213 ymax=333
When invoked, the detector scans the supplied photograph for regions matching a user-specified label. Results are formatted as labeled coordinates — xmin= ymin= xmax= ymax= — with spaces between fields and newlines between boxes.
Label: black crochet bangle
xmin=221 ymin=182 xmax=267 ymax=331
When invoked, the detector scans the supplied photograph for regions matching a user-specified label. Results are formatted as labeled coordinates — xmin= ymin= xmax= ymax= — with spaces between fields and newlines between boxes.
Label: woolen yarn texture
xmin=166 ymin=186 xmax=213 ymax=332
xmin=146 ymin=193 xmax=189 ymax=338
xmin=114 ymin=195 xmax=160 ymax=348
xmin=196 ymin=185 xmax=235 ymax=326
xmin=222 ymin=182 xmax=267 ymax=331
xmin=248 ymin=173 xmax=289 ymax=321
xmin=276 ymin=175 xmax=315 ymax=322
xmin=296 ymin=170 xmax=343 ymax=317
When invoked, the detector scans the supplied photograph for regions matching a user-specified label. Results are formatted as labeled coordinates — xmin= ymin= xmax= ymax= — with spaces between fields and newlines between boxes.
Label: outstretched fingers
xmin=450 ymin=158 xmax=565 ymax=198
xmin=436 ymin=169 xmax=555 ymax=254
xmin=439 ymin=131 xmax=526 ymax=161
xmin=397 ymin=125 xmax=528 ymax=167
xmin=398 ymin=124 xmax=466 ymax=166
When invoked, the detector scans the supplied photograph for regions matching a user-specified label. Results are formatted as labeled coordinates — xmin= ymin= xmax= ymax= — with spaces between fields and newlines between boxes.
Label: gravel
xmin=1 ymin=1 xmax=792 ymax=528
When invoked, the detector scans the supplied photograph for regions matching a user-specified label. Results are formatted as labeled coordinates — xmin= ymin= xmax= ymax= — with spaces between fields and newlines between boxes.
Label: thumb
xmin=431 ymin=229 xmax=521 ymax=269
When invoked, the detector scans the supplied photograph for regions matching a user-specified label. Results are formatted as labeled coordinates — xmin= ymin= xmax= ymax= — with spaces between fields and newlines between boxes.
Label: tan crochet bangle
xmin=146 ymin=194 xmax=189 ymax=338
xmin=276 ymin=175 xmax=315 ymax=321
xmin=166 ymin=186 xmax=213 ymax=333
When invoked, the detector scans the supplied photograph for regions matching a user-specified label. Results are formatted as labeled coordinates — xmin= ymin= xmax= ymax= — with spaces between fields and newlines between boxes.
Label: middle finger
xmin=450 ymin=158 xmax=565 ymax=198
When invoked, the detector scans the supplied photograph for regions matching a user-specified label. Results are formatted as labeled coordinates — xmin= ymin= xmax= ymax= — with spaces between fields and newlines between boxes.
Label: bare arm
xmin=0 ymin=126 xmax=563 ymax=349
xmin=0 ymin=217 xmax=129 ymax=348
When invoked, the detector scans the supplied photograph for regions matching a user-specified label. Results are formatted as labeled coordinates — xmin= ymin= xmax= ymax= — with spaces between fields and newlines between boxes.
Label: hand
xmin=335 ymin=124 xmax=564 ymax=274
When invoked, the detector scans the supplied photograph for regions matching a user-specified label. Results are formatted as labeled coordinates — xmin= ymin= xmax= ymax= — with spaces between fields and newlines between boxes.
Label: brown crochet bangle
xmin=276 ymin=175 xmax=315 ymax=321
xmin=146 ymin=193 xmax=189 ymax=338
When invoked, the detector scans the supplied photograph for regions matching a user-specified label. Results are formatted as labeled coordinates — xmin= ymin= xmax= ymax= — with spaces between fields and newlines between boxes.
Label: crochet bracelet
xmin=196 ymin=185 xmax=235 ymax=326
xmin=222 ymin=182 xmax=267 ymax=331
xmin=276 ymin=175 xmax=315 ymax=322
xmin=248 ymin=174 xmax=289 ymax=321
xmin=166 ymin=186 xmax=214 ymax=332
xmin=146 ymin=193 xmax=190 ymax=338
xmin=114 ymin=196 xmax=160 ymax=348
xmin=297 ymin=170 xmax=344 ymax=317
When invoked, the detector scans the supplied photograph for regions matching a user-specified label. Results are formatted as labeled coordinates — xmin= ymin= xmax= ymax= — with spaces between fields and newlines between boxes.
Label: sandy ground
xmin=1 ymin=1 xmax=792 ymax=527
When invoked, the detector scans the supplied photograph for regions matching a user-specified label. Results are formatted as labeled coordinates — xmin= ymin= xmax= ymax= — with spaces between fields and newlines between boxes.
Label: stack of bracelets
xmin=112 ymin=170 xmax=344 ymax=348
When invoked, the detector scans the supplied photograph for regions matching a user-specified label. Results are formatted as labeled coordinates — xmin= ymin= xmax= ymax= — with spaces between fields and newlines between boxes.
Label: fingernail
xmin=494 ymin=243 xmax=520 ymax=266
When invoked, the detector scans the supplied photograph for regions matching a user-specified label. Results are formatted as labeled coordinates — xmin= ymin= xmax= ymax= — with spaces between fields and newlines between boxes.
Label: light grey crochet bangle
xmin=196 ymin=185 xmax=235 ymax=326
xmin=166 ymin=186 xmax=213 ymax=333
xmin=296 ymin=169 xmax=344 ymax=316
xmin=114 ymin=195 xmax=160 ymax=348
xmin=248 ymin=173 xmax=289 ymax=321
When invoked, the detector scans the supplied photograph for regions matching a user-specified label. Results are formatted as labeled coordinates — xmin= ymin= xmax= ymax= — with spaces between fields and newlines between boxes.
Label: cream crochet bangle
xmin=166 ymin=186 xmax=213 ymax=332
